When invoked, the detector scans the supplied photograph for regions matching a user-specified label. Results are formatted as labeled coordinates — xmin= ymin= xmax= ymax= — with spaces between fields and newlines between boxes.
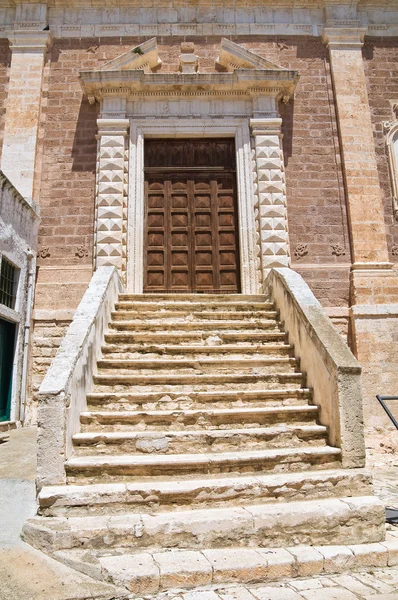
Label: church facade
xmin=0 ymin=0 xmax=398 ymax=428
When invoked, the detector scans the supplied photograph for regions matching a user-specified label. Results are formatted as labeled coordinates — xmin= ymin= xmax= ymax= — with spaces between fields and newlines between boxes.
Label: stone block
xmin=316 ymin=545 xmax=355 ymax=573
xmin=381 ymin=540 xmax=398 ymax=566
xmin=202 ymin=548 xmax=268 ymax=584
xmin=287 ymin=545 xmax=324 ymax=576
xmin=348 ymin=542 xmax=388 ymax=567
xmin=154 ymin=550 xmax=212 ymax=589
xmin=256 ymin=548 xmax=294 ymax=579
xmin=99 ymin=552 xmax=159 ymax=594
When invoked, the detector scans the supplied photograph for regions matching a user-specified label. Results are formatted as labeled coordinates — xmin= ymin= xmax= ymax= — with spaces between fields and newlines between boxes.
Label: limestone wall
xmin=0 ymin=41 xmax=9 ymax=164
xmin=363 ymin=37 xmax=398 ymax=261
xmin=29 ymin=311 xmax=73 ymax=424
xmin=35 ymin=36 xmax=350 ymax=312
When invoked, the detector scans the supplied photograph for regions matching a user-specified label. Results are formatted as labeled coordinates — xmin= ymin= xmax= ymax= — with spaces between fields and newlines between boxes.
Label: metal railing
xmin=376 ymin=395 xmax=398 ymax=430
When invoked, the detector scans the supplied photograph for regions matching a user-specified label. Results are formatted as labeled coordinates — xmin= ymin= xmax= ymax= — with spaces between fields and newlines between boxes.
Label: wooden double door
xmin=144 ymin=139 xmax=241 ymax=293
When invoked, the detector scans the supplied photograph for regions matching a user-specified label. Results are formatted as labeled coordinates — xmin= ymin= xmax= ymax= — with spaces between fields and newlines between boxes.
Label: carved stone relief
xmin=250 ymin=118 xmax=290 ymax=284
xmin=94 ymin=119 xmax=129 ymax=280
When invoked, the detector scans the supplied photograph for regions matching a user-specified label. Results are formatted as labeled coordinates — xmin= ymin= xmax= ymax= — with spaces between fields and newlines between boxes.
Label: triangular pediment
xmin=79 ymin=38 xmax=299 ymax=104
xmin=97 ymin=38 xmax=161 ymax=72
xmin=217 ymin=38 xmax=287 ymax=72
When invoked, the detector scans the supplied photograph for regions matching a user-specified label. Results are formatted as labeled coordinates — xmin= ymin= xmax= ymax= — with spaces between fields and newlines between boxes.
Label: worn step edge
xmin=111 ymin=311 xmax=279 ymax=319
xmin=80 ymin=405 xmax=319 ymax=424
xmin=65 ymin=446 xmax=341 ymax=476
xmin=97 ymin=357 xmax=297 ymax=370
xmin=22 ymin=496 xmax=384 ymax=554
xmin=38 ymin=469 xmax=373 ymax=514
xmin=115 ymin=301 xmax=272 ymax=309
xmin=101 ymin=343 xmax=292 ymax=355
xmin=86 ymin=388 xmax=312 ymax=403
xmin=104 ymin=332 xmax=287 ymax=342
xmin=109 ymin=320 xmax=281 ymax=331
xmin=51 ymin=539 xmax=397 ymax=594
xmin=118 ymin=294 xmax=268 ymax=301
xmin=93 ymin=372 xmax=304 ymax=386
xmin=72 ymin=425 xmax=327 ymax=453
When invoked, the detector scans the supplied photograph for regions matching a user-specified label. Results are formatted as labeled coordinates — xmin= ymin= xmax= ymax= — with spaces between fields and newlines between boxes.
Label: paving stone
xmin=374 ymin=568 xmax=398 ymax=585
xmin=184 ymin=592 xmax=221 ymax=600
xmin=289 ymin=578 xmax=323 ymax=590
xmin=363 ymin=595 xmax=398 ymax=600
xmin=202 ymin=549 xmax=268 ymax=584
xmin=217 ymin=587 xmax=258 ymax=600
xmin=154 ymin=550 xmax=212 ymax=590
xmin=352 ymin=572 xmax=395 ymax=594
xmin=331 ymin=574 xmax=376 ymax=595
xmin=300 ymin=589 xmax=358 ymax=600
xmin=249 ymin=586 xmax=303 ymax=600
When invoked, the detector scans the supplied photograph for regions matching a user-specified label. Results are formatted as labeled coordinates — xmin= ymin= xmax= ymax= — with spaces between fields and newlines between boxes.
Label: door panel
xmin=144 ymin=139 xmax=240 ymax=293
xmin=0 ymin=319 xmax=16 ymax=421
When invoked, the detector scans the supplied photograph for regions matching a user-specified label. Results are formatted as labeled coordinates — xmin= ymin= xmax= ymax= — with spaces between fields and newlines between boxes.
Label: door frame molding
xmin=127 ymin=118 xmax=258 ymax=294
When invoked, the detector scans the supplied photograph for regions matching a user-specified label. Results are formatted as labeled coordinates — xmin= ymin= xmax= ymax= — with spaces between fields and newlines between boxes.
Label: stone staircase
xmin=24 ymin=293 xmax=385 ymax=593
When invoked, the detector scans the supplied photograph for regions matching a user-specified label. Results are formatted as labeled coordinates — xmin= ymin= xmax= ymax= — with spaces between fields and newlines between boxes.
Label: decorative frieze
xmin=250 ymin=118 xmax=290 ymax=284
xmin=95 ymin=118 xmax=129 ymax=279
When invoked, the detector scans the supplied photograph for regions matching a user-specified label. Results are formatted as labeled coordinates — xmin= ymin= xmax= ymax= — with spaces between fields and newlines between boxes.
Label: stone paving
xmin=152 ymin=566 xmax=398 ymax=600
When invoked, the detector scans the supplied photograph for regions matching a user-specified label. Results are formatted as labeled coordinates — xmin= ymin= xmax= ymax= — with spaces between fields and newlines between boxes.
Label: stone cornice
xmin=80 ymin=68 xmax=299 ymax=105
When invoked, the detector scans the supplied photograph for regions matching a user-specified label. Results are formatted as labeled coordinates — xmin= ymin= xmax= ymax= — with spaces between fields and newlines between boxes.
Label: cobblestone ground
xmin=152 ymin=566 xmax=398 ymax=600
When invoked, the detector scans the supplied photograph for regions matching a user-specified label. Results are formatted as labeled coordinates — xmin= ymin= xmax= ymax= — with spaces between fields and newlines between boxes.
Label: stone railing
xmin=265 ymin=268 xmax=365 ymax=469
xmin=36 ymin=266 xmax=123 ymax=490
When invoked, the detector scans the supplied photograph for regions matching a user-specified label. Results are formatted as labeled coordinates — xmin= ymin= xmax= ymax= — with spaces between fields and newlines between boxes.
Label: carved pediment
xmin=79 ymin=38 xmax=299 ymax=104
xmin=97 ymin=38 xmax=161 ymax=72
xmin=217 ymin=38 xmax=287 ymax=72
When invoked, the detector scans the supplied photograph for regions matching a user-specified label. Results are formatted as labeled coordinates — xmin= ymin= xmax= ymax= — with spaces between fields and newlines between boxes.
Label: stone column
xmin=95 ymin=118 xmax=129 ymax=279
xmin=324 ymin=27 xmax=398 ymax=426
xmin=250 ymin=118 xmax=290 ymax=286
xmin=323 ymin=27 xmax=396 ymax=303
xmin=1 ymin=28 xmax=51 ymax=200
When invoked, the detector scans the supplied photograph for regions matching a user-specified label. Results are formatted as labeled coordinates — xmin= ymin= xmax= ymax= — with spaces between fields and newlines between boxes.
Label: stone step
xmin=104 ymin=331 xmax=287 ymax=345
xmin=108 ymin=320 xmax=281 ymax=332
xmin=65 ymin=446 xmax=342 ymax=483
xmin=101 ymin=343 xmax=293 ymax=359
xmin=112 ymin=310 xmax=279 ymax=321
xmin=80 ymin=405 xmax=319 ymax=431
xmin=93 ymin=371 xmax=304 ymax=388
xmin=72 ymin=425 xmax=327 ymax=456
xmin=118 ymin=294 xmax=268 ymax=303
xmin=37 ymin=469 xmax=374 ymax=517
xmin=86 ymin=388 xmax=312 ymax=411
xmin=50 ymin=539 xmax=394 ymax=594
xmin=22 ymin=495 xmax=384 ymax=554
xmin=115 ymin=301 xmax=274 ymax=312
xmin=96 ymin=357 xmax=299 ymax=374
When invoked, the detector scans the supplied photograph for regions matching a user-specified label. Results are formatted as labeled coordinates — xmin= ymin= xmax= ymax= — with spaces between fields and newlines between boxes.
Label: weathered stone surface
xmin=154 ymin=550 xmax=212 ymax=589
xmin=99 ymin=552 xmax=159 ymax=594
xmin=202 ymin=549 xmax=268 ymax=583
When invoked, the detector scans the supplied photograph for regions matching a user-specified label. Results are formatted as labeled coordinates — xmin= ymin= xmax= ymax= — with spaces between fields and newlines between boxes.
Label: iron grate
xmin=0 ymin=258 xmax=17 ymax=309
